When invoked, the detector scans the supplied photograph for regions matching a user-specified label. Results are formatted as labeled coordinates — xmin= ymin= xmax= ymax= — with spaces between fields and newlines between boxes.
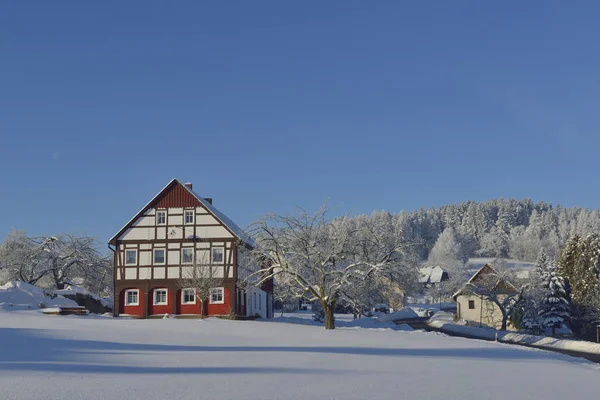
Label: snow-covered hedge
xmin=427 ymin=311 xmax=600 ymax=356
xmin=0 ymin=281 xmax=79 ymax=311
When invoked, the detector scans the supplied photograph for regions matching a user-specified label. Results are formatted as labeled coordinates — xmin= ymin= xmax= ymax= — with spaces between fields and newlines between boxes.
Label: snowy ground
xmin=1 ymin=311 xmax=599 ymax=400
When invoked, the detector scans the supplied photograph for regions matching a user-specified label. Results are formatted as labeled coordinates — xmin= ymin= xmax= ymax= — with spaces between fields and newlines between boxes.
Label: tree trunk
xmin=323 ymin=303 xmax=335 ymax=330
xmin=200 ymin=299 xmax=205 ymax=319
xmin=501 ymin=312 xmax=508 ymax=331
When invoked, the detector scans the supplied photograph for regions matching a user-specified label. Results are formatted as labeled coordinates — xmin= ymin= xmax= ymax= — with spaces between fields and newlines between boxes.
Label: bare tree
xmin=0 ymin=231 xmax=111 ymax=292
xmin=0 ymin=230 xmax=48 ymax=285
xmin=176 ymin=249 xmax=224 ymax=319
xmin=243 ymin=206 xmax=418 ymax=329
xmin=273 ymin=276 xmax=299 ymax=316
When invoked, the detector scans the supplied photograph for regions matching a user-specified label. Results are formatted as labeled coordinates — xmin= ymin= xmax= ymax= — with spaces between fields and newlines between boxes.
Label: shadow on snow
xmin=0 ymin=327 xmax=559 ymax=374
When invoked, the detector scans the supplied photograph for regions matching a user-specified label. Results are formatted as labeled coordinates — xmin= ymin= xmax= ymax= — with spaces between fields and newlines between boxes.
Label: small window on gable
xmin=125 ymin=289 xmax=139 ymax=306
xmin=181 ymin=248 xmax=194 ymax=264
xmin=468 ymin=300 xmax=475 ymax=310
xmin=125 ymin=249 xmax=137 ymax=265
xmin=210 ymin=287 xmax=224 ymax=304
xmin=212 ymin=247 xmax=224 ymax=264
xmin=154 ymin=248 xmax=165 ymax=264
xmin=156 ymin=211 xmax=166 ymax=225
xmin=182 ymin=288 xmax=195 ymax=304
xmin=154 ymin=289 xmax=168 ymax=305
xmin=184 ymin=210 xmax=194 ymax=225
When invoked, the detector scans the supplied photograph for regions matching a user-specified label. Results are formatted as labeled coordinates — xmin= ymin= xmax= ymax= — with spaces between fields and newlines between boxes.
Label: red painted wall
xmin=177 ymin=289 xmax=201 ymax=315
xmin=119 ymin=288 xmax=144 ymax=317
xmin=148 ymin=288 xmax=173 ymax=315
xmin=206 ymin=287 xmax=231 ymax=316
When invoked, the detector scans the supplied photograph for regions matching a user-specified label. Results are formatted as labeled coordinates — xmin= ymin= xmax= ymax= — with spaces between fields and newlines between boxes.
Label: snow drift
xmin=0 ymin=281 xmax=79 ymax=311
xmin=428 ymin=311 xmax=600 ymax=358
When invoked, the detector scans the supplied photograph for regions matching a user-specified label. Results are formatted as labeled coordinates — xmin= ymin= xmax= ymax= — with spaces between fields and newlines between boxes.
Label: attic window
xmin=468 ymin=300 xmax=475 ymax=309
xmin=184 ymin=210 xmax=194 ymax=224
xmin=156 ymin=211 xmax=166 ymax=225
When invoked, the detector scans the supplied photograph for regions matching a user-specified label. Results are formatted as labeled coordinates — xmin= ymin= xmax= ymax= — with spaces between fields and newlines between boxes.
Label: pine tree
xmin=536 ymin=249 xmax=570 ymax=336
xmin=521 ymin=250 xmax=547 ymax=333
xmin=557 ymin=234 xmax=600 ymax=338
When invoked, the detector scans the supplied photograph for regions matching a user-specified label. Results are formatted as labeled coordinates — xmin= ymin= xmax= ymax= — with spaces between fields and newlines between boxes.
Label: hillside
xmin=391 ymin=198 xmax=600 ymax=263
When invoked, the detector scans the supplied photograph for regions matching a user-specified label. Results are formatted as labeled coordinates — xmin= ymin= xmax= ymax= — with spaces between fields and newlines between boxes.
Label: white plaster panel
xmin=168 ymin=267 xmax=180 ymax=279
xmin=196 ymin=214 xmax=219 ymax=225
xmin=212 ymin=266 xmax=224 ymax=278
xmin=181 ymin=267 xmax=194 ymax=279
xmin=195 ymin=226 xmax=232 ymax=239
xmin=154 ymin=267 xmax=165 ymax=279
xmin=120 ymin=228 xmax=154 ymax=241
xmin=169 ymin=228 xmax=183 ymax=239
xmin=168 ymin=251 xmax=180 ymax=265
xmin=139 ymin=251 xmax=151 ymax=266
xmin=125 ymin=268 xmax=136 ymax=280
xmin=139 ymin=267 xmax=151 ymax=280
xmin=140 ymin=243 xmax=152 ymax=250
xmin=196 ymin=250 xmax=210 ymax=264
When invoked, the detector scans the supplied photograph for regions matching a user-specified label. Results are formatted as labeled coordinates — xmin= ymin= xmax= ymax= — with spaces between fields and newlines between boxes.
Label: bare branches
xmin=0 ymin=231 xmax=111 ymax=294
xmin=176 ymin=249 xmax=224 ymax=318
xmin=241 ymin=206 xmax=419 ymax=329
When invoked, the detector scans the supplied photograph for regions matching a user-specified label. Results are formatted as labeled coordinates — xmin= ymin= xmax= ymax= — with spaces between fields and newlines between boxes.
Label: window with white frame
xmin=181 ymin=248 xmax=194 ymax=264
xmin=156 ymin=211 xmax=166 ymax=225
xmin=154 ymin=289 xmax=168 ymax=305
xmin=154 ymin=248 xmax=165 ymax=264
xmin=125 ymin=289 xmax=139 ymax=306
xmin=182 ymin=288 xmax=196 ymax=304
xmin=184 ymin=210 xmax=194 ymax=225
xmin=212 ymin=247 xmax=224 ymax=264
xmin=210 ymin=287 xmax=224 ymax=304
xmin=125 ymin=249 xmax=137 ymax=265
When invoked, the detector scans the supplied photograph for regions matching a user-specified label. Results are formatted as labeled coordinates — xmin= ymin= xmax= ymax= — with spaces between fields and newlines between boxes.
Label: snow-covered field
xmin=1 ymin=310 xmax=599 ymax=400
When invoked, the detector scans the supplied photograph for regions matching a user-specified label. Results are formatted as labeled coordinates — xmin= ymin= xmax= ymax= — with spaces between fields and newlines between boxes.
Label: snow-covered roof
xmin=109 ymin=178 xmax=254 ymax=246
xmin=451 ymin=264 xmax=518 ymax=300
xmin=418 ymin=266 xmax=448 ymax=284
xmin=182 ymin=184 xmax=255 ymax=246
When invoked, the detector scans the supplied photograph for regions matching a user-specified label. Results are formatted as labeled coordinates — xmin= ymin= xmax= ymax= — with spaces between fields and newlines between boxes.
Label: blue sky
xmin=2 ymin=1 xmax=600 ymax=244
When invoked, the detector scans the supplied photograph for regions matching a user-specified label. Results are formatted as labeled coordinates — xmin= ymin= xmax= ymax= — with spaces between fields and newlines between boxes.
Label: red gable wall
xmin=153 ymin=182 xmax=201 ymax=209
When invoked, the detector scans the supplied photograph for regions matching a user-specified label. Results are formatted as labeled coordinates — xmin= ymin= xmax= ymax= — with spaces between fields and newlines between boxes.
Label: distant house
xmin=452 ymin=264 xmax=518 ymax=329
xmin=418 ymin=266 xmax=449 ymax=288
xmin=108 ymin=178 xmax=273 ymax=319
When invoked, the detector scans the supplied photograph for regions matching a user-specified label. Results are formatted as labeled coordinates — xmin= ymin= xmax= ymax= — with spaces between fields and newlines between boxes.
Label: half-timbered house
xmin=108 ymin=179 xmax=273 ymax=319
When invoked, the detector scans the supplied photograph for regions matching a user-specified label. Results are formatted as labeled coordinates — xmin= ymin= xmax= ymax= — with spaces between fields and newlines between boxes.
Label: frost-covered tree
xmin=537 ymin=259 xmax=570 ymax=336
xmin=0 ymin=230 xmax=47 ymax=285
xmin=427 ymin=227 xmax=465 ymax=268
xmin=477 ymin=227 xmax=509 ymax=258
xmin=244 ymin=206 xmax=418 ymax=329
xmin=0 ymin=231 xmax=111 ymax=293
